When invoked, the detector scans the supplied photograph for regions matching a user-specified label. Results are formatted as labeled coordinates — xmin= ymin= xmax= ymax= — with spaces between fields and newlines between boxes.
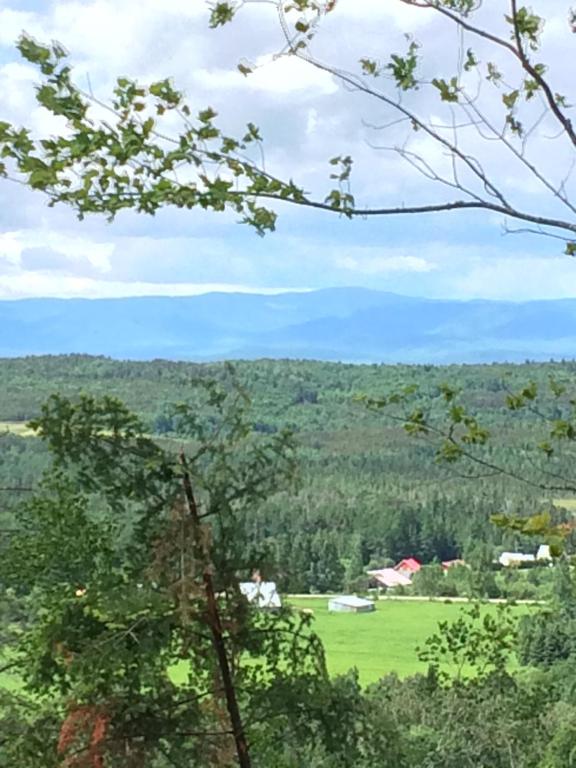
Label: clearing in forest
xmin=289 ymin=597 xmax=532 ymax=684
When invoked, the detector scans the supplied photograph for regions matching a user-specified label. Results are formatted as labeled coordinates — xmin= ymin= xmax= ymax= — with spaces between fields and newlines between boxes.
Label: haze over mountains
xmin=1 ymin=288 xmax=576 ymax=364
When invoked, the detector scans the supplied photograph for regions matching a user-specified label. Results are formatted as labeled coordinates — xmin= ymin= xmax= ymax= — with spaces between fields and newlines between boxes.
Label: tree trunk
xmin=179 ymin=451 xmax=252 ymax=768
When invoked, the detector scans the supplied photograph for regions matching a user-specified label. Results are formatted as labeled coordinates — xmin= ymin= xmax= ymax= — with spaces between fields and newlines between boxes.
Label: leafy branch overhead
xmin=0 ymin=0 xmax=575 ymax=251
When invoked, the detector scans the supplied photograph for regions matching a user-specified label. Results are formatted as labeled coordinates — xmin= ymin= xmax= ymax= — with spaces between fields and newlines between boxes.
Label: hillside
xmin=2 ymin=355 xmax=576 ymax=589
xmin=2 ymin=288 xmax=576 ymax=362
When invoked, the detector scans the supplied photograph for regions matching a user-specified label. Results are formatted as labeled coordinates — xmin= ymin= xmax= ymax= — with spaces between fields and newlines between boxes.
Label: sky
xmin=0 ymin=0 xmax=575 ymax=301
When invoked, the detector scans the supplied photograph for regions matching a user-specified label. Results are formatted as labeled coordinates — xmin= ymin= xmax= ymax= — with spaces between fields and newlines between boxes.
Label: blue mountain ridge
xmin=1 ymin=288 xmax=575 ymax=363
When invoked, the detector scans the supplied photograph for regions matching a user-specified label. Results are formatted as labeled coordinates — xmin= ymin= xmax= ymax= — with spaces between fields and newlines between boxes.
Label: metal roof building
xmin=328 ymin=595 xmax=375 ymax=613
xmin=367 ymin=568 xmax=412 ymax=588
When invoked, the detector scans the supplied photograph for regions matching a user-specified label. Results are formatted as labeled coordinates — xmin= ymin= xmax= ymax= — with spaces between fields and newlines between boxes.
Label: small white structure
xmin=328 ymin=595 xmax=375 ymax=613
xmin=367 ymin=568 xmax=412 ymax=588
xmin=537 ymin=544 xmax=552 ymax=561
xmin=240 ymin=581 xmax=282 ymax=609
xmin=499 ymin=552 xmax=536 ymax=567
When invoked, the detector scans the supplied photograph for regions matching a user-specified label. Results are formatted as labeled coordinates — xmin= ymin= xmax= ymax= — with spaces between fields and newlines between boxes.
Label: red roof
xmin=394 ymin=558 xmax=421 ymax=574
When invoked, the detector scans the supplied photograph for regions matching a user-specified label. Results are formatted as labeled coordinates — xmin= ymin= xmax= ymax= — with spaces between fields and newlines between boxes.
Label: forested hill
xmin=2 ymin=355 xmax=576 ymax=594
xmin=2 ymin=288 xmax=576 ymax=362
xmin=2 ymin=354 xmax=576 ymax=428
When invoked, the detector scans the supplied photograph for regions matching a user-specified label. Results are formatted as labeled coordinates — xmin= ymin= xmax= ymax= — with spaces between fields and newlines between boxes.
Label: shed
xmin=328 ymin=595 xmax=375 ymax=613
xmin=367 ymin=568 xmax=412 ymax=588
xmin=239 ymin=581 xmax=282 ymax=609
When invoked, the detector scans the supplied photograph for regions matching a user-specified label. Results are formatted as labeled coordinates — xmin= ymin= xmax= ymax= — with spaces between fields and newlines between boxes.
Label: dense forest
xmin=3 ymin=355 xmax=576 ymax=767
xmin=2 ymin=355 xmax=575 ymax=597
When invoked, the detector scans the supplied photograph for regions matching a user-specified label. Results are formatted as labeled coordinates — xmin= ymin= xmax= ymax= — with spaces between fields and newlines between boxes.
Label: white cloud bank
xmin=0 ymin=0 xmax=574 ymax=301
xmin=0 ymin=274 xmax=309 ymax=300
xmin=337 ymin=255 xmax=435 ymax=275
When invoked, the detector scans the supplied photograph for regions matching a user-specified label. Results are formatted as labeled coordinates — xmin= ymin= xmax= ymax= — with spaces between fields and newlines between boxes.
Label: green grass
xmin=289 ymin=597 xmax=531 ymax=685
xmin=0 ymin=421 xmax=35 ymax=437
xmin=3 ymin=599 xmax=533 ymax=693
xmin=554 ymin=497 xmax=576 ymax=511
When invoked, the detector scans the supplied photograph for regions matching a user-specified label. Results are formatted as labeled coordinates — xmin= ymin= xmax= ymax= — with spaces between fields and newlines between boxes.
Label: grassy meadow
xmin=554 ymin=498 xmax=576 ymax=511
xmin=288 ymin=597 xmax=532 ymax=684
xmin=2 ymin=597 xmax=536 ymax=693
xmin=0 ymin=421 xmax=35 ymax=437
xmin=167 ymin=597 xmax=534 ymax=688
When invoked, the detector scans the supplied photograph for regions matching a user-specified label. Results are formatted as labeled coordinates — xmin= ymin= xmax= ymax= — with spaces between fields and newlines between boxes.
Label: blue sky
xmin=0 ymin=0 xmax=575 ymax=301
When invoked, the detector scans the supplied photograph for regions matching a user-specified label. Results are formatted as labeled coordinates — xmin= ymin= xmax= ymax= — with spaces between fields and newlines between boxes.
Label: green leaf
xmin=502 ymin=89 xmax=519 ymax=109
xmin=359 ymin=58 xmax=380 ymax=77
xmin=386 ymin=41 xmax=419 ymax=91
xmin=432 ymin=77 xmax=459 ymax=102
xmin=464 ymin=48 xmax=478 ymax=71
xmin=209 ymin=1 xmax=236 ymax=28
xmin=507 ymin=7 xmax=543 ymax=49
xmin=237 ymin=62 xmax=253 ymax=77
xmin=486 ymin=62 xmax=502 ymax=83
xmin=198 ymin=107 xmax=218 ymax=123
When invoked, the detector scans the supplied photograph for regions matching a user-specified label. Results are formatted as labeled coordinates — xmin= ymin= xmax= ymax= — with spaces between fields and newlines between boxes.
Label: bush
xmin=411 ymin=565 xmax=445 ymax=597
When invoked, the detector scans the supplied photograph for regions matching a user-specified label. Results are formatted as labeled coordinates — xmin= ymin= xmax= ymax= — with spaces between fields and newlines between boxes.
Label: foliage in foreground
xmin=4 ymin=379 xmax=576 ymax=765
xmin=0 ymin=383 xmax=339 ymax=767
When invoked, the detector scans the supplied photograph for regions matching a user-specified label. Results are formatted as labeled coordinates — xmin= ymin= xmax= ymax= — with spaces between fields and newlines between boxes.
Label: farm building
xmin=239 ymin=581 xmax=282 ymax=609
xmin=537 ymin=545 xmax=552 ymax=561
xmin=367 ymin=568 xmax=412 ymax=588
xmin=499 ymin=552 xmax=536 ymax=567
xmin=328 ymin=595 xmax=375 ymax=613
xmin=395 ymin=558 xmax=421 ymax=576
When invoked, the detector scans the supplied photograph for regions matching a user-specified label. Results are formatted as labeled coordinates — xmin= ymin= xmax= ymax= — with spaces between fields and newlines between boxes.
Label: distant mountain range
xmin=1 ymin=288 xmax=576 ymax=363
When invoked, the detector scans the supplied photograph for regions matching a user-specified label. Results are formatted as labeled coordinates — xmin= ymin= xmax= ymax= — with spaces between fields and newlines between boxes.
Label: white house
xmin=239 ymin=581 xmax=282 ymax=609
xmin=328 ymin=595 xmax=375 ymax=613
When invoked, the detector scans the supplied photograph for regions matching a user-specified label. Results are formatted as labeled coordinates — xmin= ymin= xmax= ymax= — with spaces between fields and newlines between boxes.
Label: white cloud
xmin=449 ymin=256 xmax=576 ymax=301
xmin=0 ymin=61 xmax=36 ymax=112
xmin=0 ymin=273 xmax=310 ymax=300
xmin=323 ymin=0 xmax=435 ymax=28
xmin=0 ymin=230 xmax=114 ymax=272
xmin=0 ymin=8 xmax=40 ymax=46
xmin=337 ymin=254 xmax=435 ymax=274
xmin=0 ymin=0 xmax=573 ymax=303
xmin=195 ymin=55 xmax=338 ymax=96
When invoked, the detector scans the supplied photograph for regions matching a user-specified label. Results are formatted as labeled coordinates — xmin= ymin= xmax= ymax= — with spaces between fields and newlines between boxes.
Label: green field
xmin=3 ymin=598 xmax=534 ymax=693
xmin=289 ymin=598 xmax=531 ymax=684
xmin=0 ymin=421 xmax=35 ymax=437
xmin=554 ymin=497 xmax=576 ymax=511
